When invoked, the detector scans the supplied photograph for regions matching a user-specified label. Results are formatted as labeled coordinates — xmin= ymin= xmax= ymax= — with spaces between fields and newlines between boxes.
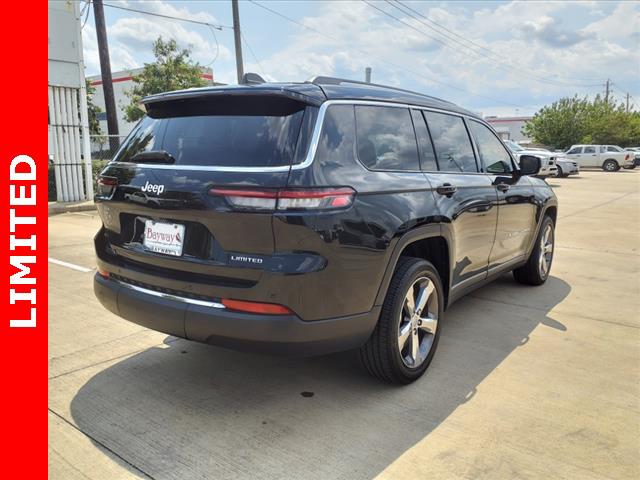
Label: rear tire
xmin=513 ymin=216 xmax=555 ymax=286
xmin=360 ymin=257 xmax=444 ymax=384
xmin=602 ymin=159 xmax=619 ymax=172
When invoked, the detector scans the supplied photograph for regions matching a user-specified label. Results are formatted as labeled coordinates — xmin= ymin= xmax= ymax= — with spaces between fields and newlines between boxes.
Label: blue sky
xmin=81 ymin=0 xmax=640 ymax=116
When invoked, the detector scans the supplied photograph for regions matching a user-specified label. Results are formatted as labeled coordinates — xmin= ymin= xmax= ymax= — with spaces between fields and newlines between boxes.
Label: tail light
xmin=209 ymin=187 xmax=355 ymax=212
xmin=625 ymin=154 xmax=630 ymax=161
xmin=97 ymin=176 xmax=117 ymax=198
xmin=221 ymin=298 xmax=293 ymax=315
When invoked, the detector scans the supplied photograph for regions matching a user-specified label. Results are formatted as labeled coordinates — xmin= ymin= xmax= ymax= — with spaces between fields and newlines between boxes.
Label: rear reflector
xmin=97 ymin=268 xmax=109 ymax=279
xmin=222 ymin=298 xmax=293 ymax=315
xmin=209 ymin=187 xmax=355 ymax=211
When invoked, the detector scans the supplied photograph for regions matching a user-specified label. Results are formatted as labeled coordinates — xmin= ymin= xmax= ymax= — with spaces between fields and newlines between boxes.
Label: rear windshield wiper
xmin=131 ymin=150 xmax=175 ymax=164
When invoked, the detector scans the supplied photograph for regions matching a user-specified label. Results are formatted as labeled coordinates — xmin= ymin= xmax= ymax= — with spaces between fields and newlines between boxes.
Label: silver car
xmin=555 ymin=157 xmax=580 ymax=177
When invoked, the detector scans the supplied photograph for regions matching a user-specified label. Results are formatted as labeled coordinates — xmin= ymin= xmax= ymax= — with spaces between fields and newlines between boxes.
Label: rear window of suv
xmin=114 ymin=100 xmax=309 ymax=168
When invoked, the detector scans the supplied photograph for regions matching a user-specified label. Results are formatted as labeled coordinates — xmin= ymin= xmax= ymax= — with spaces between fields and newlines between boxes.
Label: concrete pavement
xmin=48 ymin=170 xmax=640 ymax=479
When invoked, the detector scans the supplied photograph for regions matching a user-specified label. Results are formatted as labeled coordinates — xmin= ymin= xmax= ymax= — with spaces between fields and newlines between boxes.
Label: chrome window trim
xmin=108 ymin=99 xmax=477 ymax=173
xmin=113 ymin=278 xmax=226 ymax=309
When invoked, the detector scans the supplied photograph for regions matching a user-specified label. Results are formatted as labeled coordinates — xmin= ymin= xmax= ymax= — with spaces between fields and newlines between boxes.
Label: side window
xmin=468 ymin=120 xmax=513 ymax=174
xmin=423 ymin=111 xmax=478 ymax=173
xmin=355 ymin=106 xmax=420 ymax=171
xmin=606 ymin=145 xmax=620 ymax=152
xmin=584 ymin=146 xmax=596 ymax=154
xmin=410 ymin=109 xmax=438 ymax=171
xmin=567 ymin=147 xmax=582 ymax=154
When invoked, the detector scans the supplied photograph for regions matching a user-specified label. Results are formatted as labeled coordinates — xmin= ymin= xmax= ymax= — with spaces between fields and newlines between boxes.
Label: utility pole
xmin=604 ymin=78 xmax=610 ymax=104
xmin=626 ymin=93 xmax=630 ymax=112
xmin=93 ymin=0 xmax=119 ymax=152
xmin=365 ymin=67 xmax=372 ymax=83
xmin=232 ymin=0 xmax=244 ymax=84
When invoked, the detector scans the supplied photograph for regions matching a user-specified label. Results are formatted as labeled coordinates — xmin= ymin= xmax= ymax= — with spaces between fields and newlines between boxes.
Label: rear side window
xmin=410 ymin=109 xmax=438 ymax=171
xmin=468 ymin=120 xmax=513 ymax=174
xmin=424 ymin=111 xmax=478 ymax=173
xmin=355 ymin=106 xmax=420 ymax=171
xmin=115 ymin=102 xmax=307 ymax=167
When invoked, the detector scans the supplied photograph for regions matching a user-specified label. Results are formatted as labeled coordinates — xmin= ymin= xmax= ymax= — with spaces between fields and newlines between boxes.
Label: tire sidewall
xmin=533 ymin=217 xmax=555 ymax=282
xmin=385 ymin=260 xmax=444 ymax=382
xmin=603 ymin=159 xmax=618 ymax=172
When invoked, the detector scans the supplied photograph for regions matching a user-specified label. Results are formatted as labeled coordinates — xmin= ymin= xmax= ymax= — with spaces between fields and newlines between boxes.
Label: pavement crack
xmin=559 ymin=191 xmax=637 ymax=219
xmin=467 ymin=295 xmax=640 ymax=329
xmin=48 ymin=337 xmax=182 ymax=380
xmin=49 ymin=408 xmax=156 ymax=480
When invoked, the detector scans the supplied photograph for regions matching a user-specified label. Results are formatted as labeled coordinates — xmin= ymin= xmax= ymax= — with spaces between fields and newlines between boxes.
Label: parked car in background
xmin=623 ymin=147 xmax=640 ymax=167
xmin=555 ymin=157 xmax=580 ymax=177
xmin=504 ymin=140 xmax=558 ymax=177
xmin=562 ymin=145 xmax=634 ymax=171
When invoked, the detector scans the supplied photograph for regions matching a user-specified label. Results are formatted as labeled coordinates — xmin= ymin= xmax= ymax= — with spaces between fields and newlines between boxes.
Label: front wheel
xmin=556 ymin=166 xmax=564 ymax=177
xmin=513 ymin=216 xmax=555 ymax=286
xmin=360 ymin=257 xmax=443 ymax=384
xmin=602 ymin=159 xmax=619 ymax=172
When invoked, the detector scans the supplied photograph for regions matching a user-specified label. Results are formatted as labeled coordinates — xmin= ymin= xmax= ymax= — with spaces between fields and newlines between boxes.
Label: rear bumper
xmin=94 ymin=273 xmax=380 ymax=356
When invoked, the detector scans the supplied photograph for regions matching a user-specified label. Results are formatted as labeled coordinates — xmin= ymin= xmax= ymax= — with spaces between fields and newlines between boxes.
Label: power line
xmin=101 ymin=2 xmax=231 ymax=30
xmin=241 ymin=31 xmax=266 ymax=77
xmin=369 ymin=0 xmax=602 ymax=89
xmin=392 ymin=0 xmax=603 ymax=86
xmin=247 ymin=0 xmax=526 ymax=108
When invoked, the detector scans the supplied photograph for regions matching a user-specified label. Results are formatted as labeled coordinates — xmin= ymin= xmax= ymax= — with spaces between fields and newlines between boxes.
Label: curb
xmin=48 ymin=202 xmax=97 ymax=216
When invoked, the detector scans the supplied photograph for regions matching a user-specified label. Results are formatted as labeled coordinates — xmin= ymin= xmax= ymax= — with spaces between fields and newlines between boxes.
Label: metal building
xmin=484 ymin=116 xmax=533 ymax=144
xmin=48 ymin=0 xmax=93 ymax=202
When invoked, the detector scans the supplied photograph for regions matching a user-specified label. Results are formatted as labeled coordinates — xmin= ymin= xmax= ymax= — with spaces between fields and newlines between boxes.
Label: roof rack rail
xmin=308 ymin=76 xmax=454 ymax=105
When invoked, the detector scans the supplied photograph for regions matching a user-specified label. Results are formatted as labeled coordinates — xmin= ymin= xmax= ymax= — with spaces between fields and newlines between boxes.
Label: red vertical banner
xmin=1 ymin=1 xmax=48 ymax=477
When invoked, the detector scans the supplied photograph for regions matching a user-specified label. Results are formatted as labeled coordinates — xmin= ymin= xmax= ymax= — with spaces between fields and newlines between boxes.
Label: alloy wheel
xmin=539 ymin=223 xmax=554 ymax=277
xmin=398 ymin=277 xmax=439 ymax=368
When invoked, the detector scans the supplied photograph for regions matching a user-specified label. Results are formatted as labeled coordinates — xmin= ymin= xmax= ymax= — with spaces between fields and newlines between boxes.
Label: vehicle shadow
xmin=70 ymin=275 xmax=570 ymax=480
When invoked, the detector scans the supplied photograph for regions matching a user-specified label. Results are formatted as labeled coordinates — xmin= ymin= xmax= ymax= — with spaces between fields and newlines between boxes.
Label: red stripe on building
xmin=91 ymin=73 xmax=214 ymax=86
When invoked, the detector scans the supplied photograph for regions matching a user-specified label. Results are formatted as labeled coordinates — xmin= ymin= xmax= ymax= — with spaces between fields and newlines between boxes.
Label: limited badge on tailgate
xmin=143 ymin=220 xmax=185 ymax=256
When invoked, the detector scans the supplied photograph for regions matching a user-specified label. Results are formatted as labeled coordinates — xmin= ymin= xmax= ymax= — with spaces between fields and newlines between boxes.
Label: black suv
xmin=94 ymin=76 xmax=557 ymax=384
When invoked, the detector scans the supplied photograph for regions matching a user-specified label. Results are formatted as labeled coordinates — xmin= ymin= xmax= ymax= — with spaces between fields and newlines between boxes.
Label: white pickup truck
xmin=561 ymin=145 xmax=634 ymax=171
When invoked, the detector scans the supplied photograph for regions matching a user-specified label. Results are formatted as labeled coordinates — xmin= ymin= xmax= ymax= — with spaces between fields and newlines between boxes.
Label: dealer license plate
xmin=142 ymin=220 xmax=185 ymax=256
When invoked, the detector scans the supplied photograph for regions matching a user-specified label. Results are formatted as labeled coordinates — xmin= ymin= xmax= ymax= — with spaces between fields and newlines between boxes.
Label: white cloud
xmin=249 ymin=0 xmax=639 ymax=113
xmin=83 ymin=0 xmax=231 ymax=77
xmin=81 ymin=0 xmax=639 ymax=115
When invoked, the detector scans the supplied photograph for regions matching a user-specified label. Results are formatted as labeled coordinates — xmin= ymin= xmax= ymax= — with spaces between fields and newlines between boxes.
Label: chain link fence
xmin=48 ymin=134 xmax=128 ymax=201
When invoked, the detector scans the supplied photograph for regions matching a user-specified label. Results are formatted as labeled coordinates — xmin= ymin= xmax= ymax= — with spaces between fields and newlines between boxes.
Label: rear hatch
xmin=95 ymin=88 xmax=321 ymax=291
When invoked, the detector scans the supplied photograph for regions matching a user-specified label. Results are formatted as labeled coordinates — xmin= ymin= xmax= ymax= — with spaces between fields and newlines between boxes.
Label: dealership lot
xmin=49 ymin=170 xmax=639 ymax=480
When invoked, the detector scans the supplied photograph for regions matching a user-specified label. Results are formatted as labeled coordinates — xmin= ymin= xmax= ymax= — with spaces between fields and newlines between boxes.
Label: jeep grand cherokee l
xmin=94 ymin=76 xmax=557 ymax=384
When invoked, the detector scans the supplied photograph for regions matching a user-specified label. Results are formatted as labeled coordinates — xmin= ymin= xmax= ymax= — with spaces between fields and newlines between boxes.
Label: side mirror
xmin=518 ymin=155 xmax=541 ymax=176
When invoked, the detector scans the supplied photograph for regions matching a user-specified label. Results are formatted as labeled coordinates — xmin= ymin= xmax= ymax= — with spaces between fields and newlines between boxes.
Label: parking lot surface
xmin=49 ymin=170 xmax=639 ymax=480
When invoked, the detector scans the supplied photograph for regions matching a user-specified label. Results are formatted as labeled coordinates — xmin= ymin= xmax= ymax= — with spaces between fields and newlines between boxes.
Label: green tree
xmin=523 ymin=95 xmax=640 ymax=149
xmin=522 ymin=96 xmax=591 ymax=150
xmin=86 ymin=79 xmax=102 ymax=136
xmin=123 ymin=37 xmax=206 ymax=122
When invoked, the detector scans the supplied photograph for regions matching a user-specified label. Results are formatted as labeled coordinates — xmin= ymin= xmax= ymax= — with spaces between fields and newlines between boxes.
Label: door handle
xmin=496 ymin=183 xmax=510 ymax=192
xmin=436 ymin=183 xmax=457 ymax=196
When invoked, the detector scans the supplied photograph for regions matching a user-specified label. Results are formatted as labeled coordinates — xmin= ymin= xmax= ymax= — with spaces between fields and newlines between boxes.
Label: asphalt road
xmin=48 ymin=170 xmax=640 ymax=480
